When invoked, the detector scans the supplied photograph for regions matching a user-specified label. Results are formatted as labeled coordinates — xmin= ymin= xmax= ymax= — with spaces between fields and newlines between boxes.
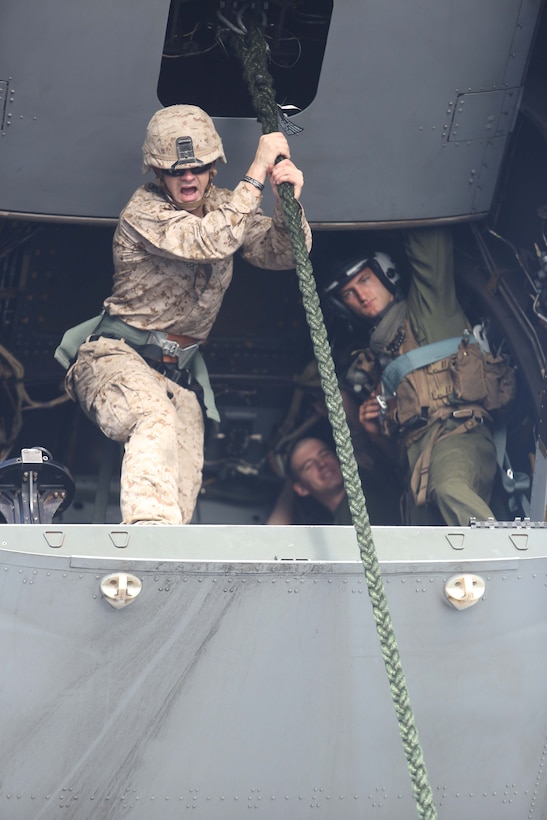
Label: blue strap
xmin=381 ymin=335 xmax=474 ymax=395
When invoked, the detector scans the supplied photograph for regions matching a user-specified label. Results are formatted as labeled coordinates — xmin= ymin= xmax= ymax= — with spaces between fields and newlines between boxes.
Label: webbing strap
xmin=492 ymin=424 xmax=531 ymax=516
xmin=382 ymin=335 xmax=472 ymax=395
xmin=233 ymin=18 xmax=436 ymax=820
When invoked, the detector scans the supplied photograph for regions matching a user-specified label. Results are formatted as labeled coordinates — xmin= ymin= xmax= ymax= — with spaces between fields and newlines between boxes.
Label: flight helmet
xmin=323 ymin=250 xmax=401 ymax=320
xmin=142 ymin=105 xmax=226 ymax=173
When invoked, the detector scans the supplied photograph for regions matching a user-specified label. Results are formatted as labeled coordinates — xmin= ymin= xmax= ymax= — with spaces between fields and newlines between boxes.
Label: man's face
xmin=291 ymin=439 xmax=344 ymax=500
xmin=339 ymin=267 xmax=395 ymax=320
xmin=162 ymin=164 xmax=212 ymax=208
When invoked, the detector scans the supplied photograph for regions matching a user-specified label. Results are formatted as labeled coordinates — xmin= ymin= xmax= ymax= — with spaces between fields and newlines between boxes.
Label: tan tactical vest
xmin=388 ymin=319 xmax=515 ymax=435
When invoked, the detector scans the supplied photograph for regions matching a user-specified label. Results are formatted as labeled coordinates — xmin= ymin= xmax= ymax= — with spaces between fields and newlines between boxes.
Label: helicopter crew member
xmin=266 ymin=436 xmax=401 ymax=525
xmin=325 ymin=227 xmax=514 ymax=526
xmin=62 ymin=105 xmax=311 ymax=525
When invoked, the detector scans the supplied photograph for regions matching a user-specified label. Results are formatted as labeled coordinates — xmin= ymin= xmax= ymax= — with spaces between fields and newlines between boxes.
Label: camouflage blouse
xmin=105 ymin=181 xmax=312 ymax=340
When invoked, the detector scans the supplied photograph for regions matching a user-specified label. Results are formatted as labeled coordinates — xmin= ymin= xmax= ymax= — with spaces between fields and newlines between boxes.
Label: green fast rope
xmin=233 ymin=22 xmax=437 ymax=820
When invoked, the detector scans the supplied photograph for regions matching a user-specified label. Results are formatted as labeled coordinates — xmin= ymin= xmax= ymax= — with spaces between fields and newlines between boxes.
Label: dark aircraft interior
xmin=0 ymin=1 xmax=546 ymax=525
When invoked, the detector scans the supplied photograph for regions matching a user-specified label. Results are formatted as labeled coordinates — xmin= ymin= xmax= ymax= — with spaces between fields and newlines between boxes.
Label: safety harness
xmin=381 ymin=334 xmax=468 ymax=395
xmin=55 ymin=312 xmax=220 ymax=421
xmin=380 ymin=325 xmax=519 ymax=510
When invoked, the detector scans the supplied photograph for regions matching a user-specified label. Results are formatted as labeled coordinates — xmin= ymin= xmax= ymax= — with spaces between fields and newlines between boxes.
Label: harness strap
xmin=90 ymin=318 xmax=201 ymax=372
xmin=93 ymin=334 xmax=219 ymax=423
xmin=93 ymin=312 xmax=150 ymax=347
xmin=381 ymin=334 xmax=476 ymax=395
xmin=492 ymin=423 xmax=531 ymax=516
xmin=55 ymin=312 xmax=219 ymax=421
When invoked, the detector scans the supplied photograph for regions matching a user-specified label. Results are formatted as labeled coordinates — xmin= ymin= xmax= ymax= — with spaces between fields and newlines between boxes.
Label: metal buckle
xmin=452 ymin=408 xmax=474 ymax=419
xmin=161 ymin=339 xmax=181 ymax=358
xmin=148 ymin=332 xmax=198 ymax=370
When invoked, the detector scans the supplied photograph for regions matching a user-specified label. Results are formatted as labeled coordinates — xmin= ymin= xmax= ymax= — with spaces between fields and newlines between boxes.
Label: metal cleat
xmin=0 ymin=447 xmax=75 ymax=524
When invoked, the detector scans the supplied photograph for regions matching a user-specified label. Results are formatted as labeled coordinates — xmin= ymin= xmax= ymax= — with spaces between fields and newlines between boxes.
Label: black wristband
xmin=242 ymin=175 xmax=265 ymax=192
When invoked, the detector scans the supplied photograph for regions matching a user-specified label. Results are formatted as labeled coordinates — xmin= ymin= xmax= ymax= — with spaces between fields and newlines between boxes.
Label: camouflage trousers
xmin=66 ymin=337 xmax=204 ymax=524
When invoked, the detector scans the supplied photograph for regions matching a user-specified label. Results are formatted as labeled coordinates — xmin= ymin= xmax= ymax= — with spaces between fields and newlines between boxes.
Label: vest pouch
xmin=450 ymin=342 xmax=488 ymax=404
xmin=427 ymin=357 xmax=455 ymax=403
xmin=482 ymin=352 xmax=516 ymax=411
xmin=450 ymin=341 xmax=516 ymax=412
xmin=393 ymin=371 xmax=424 ymax=427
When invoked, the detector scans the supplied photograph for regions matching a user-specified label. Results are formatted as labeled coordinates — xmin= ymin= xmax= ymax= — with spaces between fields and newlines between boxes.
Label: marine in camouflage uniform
xmin=65 ymin=105 xmax=311 ymax=525
xmin=325 ymin=228 xmax=514 ymax=526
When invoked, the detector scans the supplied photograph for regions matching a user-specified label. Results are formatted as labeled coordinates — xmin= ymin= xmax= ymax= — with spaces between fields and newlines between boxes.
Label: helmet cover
xmin=142 ymin=105 xmax=226 ymax=173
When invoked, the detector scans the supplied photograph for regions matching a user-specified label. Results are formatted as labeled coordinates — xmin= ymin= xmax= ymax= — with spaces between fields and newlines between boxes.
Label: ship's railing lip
xmin=0 ymin=522 xmax=543 ymax=566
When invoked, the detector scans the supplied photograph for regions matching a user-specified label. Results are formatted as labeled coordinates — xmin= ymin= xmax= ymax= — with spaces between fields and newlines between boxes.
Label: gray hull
xmin=0 ymin=0 xmax=543 ymax=224
xmin=1 ymin=523 xmax=546 ymax=818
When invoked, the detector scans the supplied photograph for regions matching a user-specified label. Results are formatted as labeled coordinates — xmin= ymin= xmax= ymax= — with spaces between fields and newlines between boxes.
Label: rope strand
xmin=233 ymin=20 xmax=437 ymax=820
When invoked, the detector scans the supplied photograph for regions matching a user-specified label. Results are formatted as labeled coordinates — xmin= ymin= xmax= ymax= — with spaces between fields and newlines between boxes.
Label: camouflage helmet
xmin=142 ymin=105 xmax=226 ymax=173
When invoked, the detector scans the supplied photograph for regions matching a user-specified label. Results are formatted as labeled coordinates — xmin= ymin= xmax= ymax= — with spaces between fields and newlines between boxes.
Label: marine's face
xmin=161 ymin=163 xmax=213 ymax=209
xmin=339 ymin=267 xmax=395 ymax=320
xmin=291 ymin=439 xmax=344 ymax=500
